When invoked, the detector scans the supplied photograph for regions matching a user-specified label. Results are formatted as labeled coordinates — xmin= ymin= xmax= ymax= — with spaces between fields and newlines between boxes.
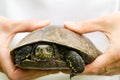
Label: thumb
xmin=11 ymin=20 xmax=50 ymax=33
xmin=64 ymin=18 xmax=107 ymax=34
xmin=5 ymin=20 xmax=50 ymax=45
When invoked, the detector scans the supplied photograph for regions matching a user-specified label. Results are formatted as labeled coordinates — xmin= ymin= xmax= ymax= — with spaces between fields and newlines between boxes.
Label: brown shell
xmin=14 ymin=25 xmax=101 ymax=61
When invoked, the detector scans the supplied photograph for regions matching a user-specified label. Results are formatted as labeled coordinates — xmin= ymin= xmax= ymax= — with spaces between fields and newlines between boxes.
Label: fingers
xmin=64 ymin=18 xmax=109 ymax=34
xmin=104 ymin=60 xmax=120 ymax=75
xmin=11 ymin=20 xmax=50 ymax=33
xmin=82 ymin=46 xmax=119 ymax=75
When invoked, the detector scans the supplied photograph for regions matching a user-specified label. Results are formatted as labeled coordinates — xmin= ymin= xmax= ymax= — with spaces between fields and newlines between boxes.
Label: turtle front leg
xmin=14 ymin=45 xmax=32 ymax=66
xmin=63 ymin=50 xmax=85 ymax=79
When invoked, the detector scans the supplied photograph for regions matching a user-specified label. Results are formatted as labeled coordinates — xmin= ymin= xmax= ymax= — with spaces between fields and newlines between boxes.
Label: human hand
xmin=64 ymin=12 xmax=120 ymax=75
xmin=0 ymin=16 xmax=60 ymax=80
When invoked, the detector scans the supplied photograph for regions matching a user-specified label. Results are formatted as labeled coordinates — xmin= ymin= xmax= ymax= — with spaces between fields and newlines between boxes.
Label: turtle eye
xmin=36 ymin=48 xmax=41 ymax=53
xmin=47 ymin=47 xmax=53 ymax=53
xmin=35 ymin=47 xmax=42 ymax=56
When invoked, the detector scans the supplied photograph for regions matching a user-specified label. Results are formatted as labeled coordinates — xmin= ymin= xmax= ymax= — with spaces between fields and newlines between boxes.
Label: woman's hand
xmin=64 ymin=12 xmax=120 ymax=75
xmin=0 ymin=16 xmax=57 ymax=80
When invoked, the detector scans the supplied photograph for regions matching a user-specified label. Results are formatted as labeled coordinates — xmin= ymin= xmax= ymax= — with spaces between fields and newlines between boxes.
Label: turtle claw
xmin=70 ymin=71 xmax=76 ymax=79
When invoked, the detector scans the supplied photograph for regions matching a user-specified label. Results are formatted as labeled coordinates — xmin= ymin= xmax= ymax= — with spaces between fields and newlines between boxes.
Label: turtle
xmin=10 ymin=25 xmax=102 ymax=79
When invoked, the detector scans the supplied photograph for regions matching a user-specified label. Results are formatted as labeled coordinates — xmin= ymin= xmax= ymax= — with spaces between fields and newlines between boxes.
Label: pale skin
xmin=0 ymin=12 xmax=120 ymax=80
xmin=64 ymin=12 xmax=120 ymax=75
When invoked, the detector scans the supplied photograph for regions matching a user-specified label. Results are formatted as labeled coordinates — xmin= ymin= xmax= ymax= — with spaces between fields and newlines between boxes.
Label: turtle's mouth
xmin=35 ymin=53 xmax=53 ymax=59
xmin=34 ymin=52 xmax=54 ymax=61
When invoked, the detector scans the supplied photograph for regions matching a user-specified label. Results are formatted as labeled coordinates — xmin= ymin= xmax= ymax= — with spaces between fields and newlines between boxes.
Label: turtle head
xmin=34 ymin=44 xmax=54 ymax=60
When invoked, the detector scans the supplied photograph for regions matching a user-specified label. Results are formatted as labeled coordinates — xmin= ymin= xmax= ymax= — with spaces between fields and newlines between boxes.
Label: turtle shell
xmin=12 ymin=25 xmax=101 ymax=64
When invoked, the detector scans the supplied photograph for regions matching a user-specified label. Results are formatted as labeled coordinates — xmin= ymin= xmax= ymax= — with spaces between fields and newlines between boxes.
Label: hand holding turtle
xmin=64 ymin=12 xmax=120 ymax=75
xmin=0 ymin=16 xmax=51 ymax=80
